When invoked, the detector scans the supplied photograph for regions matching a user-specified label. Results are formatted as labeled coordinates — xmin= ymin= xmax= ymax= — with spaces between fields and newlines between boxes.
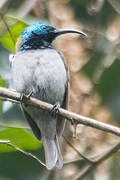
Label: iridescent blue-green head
xmin=17 ymin=22 xmax=87 ymax=51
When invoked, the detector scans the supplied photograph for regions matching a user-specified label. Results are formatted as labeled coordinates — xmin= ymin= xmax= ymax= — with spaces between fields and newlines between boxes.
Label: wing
xmin=56 ymin=52 xmax=70 ymax=136
xmin=21 ymin=105 xmax=41 ymax=140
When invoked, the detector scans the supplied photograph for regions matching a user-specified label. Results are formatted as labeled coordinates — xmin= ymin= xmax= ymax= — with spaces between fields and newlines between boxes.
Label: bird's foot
xmin=19 ymin=91 xmax=33 ymax=103
xmin=50 ymin=102 xmax=60 ymax=118
xmin=26 ymin=91 xmax=33 ymax=98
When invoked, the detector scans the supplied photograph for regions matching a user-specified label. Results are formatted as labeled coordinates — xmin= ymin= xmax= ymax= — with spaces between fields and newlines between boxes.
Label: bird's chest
xmin=33 ymin=57 xmax=66 ymax=103
xmin=12 ymin=50 xmax=67 ymax=104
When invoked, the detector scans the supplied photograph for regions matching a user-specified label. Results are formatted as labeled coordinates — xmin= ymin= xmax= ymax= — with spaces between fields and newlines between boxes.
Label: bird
xmin=11 ymin=22 xmax=86 ymax=170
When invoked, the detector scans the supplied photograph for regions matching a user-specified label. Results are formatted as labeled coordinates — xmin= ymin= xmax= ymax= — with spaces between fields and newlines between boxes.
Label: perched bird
xmin=11 ymin=22 xmax=86 ymax=170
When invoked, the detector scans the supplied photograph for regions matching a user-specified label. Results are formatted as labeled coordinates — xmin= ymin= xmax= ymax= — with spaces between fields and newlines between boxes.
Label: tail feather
xmin=55 ymin=137 xmax=63 ymax=169
xmin=43 ymin=136 xmax=63 ymax=170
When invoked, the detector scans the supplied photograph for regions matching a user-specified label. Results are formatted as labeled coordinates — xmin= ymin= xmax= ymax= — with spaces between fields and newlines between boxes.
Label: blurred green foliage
xmin=0 ymin=75 xmax=6 ymax=87
xmin=0 ymin=149 xmax=45 ymax=180
xmin=0 ymin=16 xmax=28 ymax=52
xmin=0 ymin=127 xmax=40 ymax=152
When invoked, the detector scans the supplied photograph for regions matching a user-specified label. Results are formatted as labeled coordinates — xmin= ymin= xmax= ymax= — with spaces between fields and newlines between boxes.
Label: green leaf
xmin=0 ymin=75 xmax=6 ymax=116
xmin=0 ymin=75 xmax=6 ymax=87
xmin=0 ymin=127 xmax=41 ymax=152
xmin=0 ymin=15 xmax=28 ymax=52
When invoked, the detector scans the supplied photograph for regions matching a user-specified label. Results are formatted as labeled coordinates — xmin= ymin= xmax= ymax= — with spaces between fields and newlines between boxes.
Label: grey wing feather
xmin=56 ymin=52 xmax=69 ymax=136
xmin=21 ymin=105 xmax=41 ymax=140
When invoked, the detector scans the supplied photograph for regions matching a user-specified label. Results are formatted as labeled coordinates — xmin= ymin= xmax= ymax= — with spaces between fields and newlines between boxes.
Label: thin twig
xmin=74 ymin=164 xmax=92 ymax=180
xmin=0 ymin=96 xmax=19 ymax=104
xmin=107 ymin=0 xmax=120 ymax=15
xmin=0 ymin=87 xmax=120 ymax=138
xmin=0 ymin=139 xmax=46 ymax=167
xmin=0 ymin=139 xmax=10 ymax=143
xmin=63 ymin=135 xmax=93 ymax=164
xmin=74 ymin=140 xmax=120 ymax=180
xmin=64 ymin=158 xmax=83 ymax=165
xmin=0 ymin=123 xmax=30 ymax=129
xmin=63 ymin=147 xmax=111 ymax=165
xmin=1 ymin=87 xmax=120 ymax=179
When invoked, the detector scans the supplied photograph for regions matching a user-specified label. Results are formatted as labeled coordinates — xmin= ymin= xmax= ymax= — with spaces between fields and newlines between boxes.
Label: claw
xmin=50 ymin=102 xmax=60 ymax=117
xmin=19 ymin=90 xmax=33 ymax=103
xmin=19 ymin=93 xmax=26 ymax=102
xmin=26 ymin=91 xmax=33 ymax=98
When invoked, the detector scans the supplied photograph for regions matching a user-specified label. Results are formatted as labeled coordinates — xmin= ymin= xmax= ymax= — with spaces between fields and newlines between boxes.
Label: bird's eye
xmin=42 ymin=25 xmax=47 ymax=29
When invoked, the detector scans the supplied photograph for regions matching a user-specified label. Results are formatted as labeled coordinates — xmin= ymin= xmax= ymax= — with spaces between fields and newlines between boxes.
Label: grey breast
xmin=12 ymin=49 xmax=67 ymax=105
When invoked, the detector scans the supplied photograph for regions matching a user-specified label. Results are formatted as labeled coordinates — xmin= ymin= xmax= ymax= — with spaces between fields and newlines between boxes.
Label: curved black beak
xmin=54 ymin=29 xmax=87 ymax=37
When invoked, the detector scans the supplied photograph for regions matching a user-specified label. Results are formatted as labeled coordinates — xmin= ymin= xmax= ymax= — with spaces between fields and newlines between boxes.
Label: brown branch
xmin=0 ymin=87 xmax=120 ymax=137
xmin=1 ymin=87 xmax=120 ymax=178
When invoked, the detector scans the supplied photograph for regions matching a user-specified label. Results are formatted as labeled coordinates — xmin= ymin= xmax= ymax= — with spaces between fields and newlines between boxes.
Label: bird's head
xmin=17 ymin=22 xmax=87 ymax=51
